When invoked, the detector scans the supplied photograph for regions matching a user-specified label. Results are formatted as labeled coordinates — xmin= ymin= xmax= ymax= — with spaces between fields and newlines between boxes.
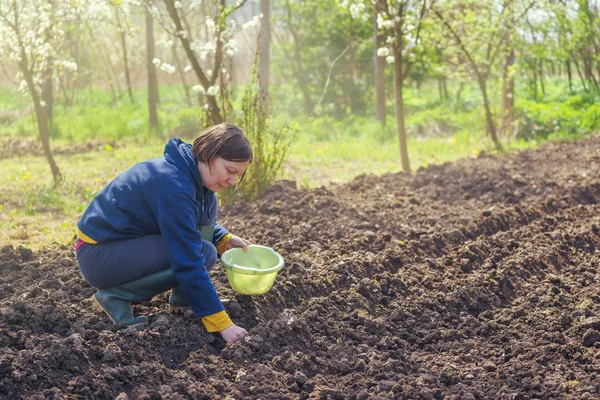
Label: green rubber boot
xmin=168 ymin=286 xmax=189 ymax=314
xmin=91 ymin=268 xmax=178 ymax=326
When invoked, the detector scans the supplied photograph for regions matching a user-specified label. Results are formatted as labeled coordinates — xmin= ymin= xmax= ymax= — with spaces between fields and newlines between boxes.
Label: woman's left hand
xmin=227 ymin=235 xmax=252 ymax=253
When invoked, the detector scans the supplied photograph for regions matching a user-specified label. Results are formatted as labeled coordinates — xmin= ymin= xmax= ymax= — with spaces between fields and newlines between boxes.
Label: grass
xmin=0 ymin=125 xmax=552 ymax=250
xmin=0 ymin=78 xmax=597 ymax=249
xmin=0 ymin=140 xmax=165 ymax=249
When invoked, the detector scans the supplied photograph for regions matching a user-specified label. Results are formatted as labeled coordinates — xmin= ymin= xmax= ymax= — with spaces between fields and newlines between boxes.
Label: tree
xmin=0 ymin=0 xmax=87 ymax=184
xmin=259 ymin=0 xmax=271 ymax=112
xmin=272 ymin=0 xmax=373 ymax=119
xmin=144 ymin=0 xmax=255 ymax=125
xmin=146 ymin=6 xmax=159 ymax=130
xmin=341 ymin=0 xmax=434 ymax=172
xmin=374 ymin=0 xmax=386 ymax=125
xmin=433 ymin=0 xmax=536 ymax=149
xmin=115 ymin=7 xmax=135 ymax=103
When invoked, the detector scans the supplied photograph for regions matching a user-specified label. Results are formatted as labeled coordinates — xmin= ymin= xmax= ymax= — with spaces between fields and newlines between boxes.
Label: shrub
xmin=220 ymin=71 xmax=297 ymax=203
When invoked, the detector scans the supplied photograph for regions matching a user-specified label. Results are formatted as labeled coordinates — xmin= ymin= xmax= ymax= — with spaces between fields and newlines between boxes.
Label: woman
xmin=76 ymin=123 xmax=252 ymax=343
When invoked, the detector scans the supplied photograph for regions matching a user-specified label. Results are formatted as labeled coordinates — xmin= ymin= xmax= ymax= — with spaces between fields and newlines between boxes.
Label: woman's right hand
xmin=220 ymin=324 xmax=248 ymax=343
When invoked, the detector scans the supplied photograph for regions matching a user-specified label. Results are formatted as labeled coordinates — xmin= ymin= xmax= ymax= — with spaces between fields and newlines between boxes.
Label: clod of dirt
xmin=582 ymin=329 xmax=600 ymax=347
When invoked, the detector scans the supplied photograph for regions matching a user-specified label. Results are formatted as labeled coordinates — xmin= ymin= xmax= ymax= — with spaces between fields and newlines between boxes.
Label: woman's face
xmin=198 ymin=156 xmax=249 ymax=192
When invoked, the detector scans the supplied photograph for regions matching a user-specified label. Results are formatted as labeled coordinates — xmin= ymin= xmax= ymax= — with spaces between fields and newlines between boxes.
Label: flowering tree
xmin=432 ymin=0 xmax=536 ymax=149
xmin=340 ymin=0 xmax=434 ymax=172
xmin=0 ymin=0 xmax=91 ymax=183
xmin=139 ymin=0 xmax=258 ymax=125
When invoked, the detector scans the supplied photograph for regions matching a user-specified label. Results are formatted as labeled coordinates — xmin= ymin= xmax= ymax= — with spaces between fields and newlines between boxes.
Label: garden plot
xmin=1 ymin=135 xmax=599 ymax=399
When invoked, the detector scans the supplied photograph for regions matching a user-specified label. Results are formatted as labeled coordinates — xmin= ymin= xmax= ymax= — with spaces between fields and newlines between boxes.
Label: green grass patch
xmin=1 ymin=77 xmax=598 ymax=249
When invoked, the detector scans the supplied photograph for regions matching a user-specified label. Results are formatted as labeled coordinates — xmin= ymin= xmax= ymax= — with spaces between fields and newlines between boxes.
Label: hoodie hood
xmin=164 ymin=138 xmax=206 ymax=199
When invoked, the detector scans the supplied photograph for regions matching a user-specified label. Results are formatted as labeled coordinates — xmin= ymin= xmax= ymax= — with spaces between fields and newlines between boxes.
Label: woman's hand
xmin=227 ymin=235 xmax=252 ymax=253
xmin=220 ymin=324 xmax=248 ymax=343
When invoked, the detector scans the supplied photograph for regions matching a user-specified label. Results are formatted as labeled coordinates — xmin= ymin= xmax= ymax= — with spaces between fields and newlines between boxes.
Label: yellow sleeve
xmin=76 ymin=227 xmax=98 ymax=244
xmin=216 ymin=233 xmax=233 ymax=255
xmin=201 ymin=310 xmax=233 ymax=332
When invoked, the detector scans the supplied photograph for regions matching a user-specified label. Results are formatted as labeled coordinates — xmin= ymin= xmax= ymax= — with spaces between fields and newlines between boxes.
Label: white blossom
xmin=206 ymin=85 xmax=219 ymax=96
xmin=205 ymin=17 xmax=215 ymax=31
xmin=152 ymin=58 xmax=161 ymax=66
xmin=160 ymin=63 xmax=176 ymax=74
xmin=349 ymin=3 xmax=365 ymax=19
xmin=377 ymin=47 xmax=390 ymax=57
xmin=60 ymin=60 xmax=78 ymax=71
xmin=192 ymin=85 xmax=205 ymax=93
xmin=184 ymin=65 xmax=192 ymax=73
xmin=1 ymin=0 xmax=88 ymax=100
xmin=157 ymin=39 xmax=174 ymax=48
xmin=242 ymin=15 xmax=261 ymax=30
xmin=386 ymin=55 xmax=395 ymax=64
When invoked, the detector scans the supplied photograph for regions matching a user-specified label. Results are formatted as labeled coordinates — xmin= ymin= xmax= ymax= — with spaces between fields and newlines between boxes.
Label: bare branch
xmin=433 ymin=7 xmax=484 ymax=81
xmin=163 ymin=0 xmax=211 ymax=88
xmin=314 ymin=45 xmax=349 ymax=111
xmin=488 ymin=0 xmax=536 ymax=68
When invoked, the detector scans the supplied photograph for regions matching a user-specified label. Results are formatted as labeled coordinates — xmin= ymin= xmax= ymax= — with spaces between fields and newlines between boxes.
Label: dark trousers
xmin=76 ymin=234 xmax=217 ymax=289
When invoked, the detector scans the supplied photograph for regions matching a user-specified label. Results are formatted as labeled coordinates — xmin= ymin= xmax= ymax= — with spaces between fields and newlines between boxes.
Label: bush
xmin=220 ymin=72 xmax=297 ymax=203
xmin=515 ymin=95 xmax=600 ymax=140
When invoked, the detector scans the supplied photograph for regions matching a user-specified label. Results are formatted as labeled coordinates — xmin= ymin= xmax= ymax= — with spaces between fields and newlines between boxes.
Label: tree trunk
xmin=374 ymin=0 xmax=386 ymax=125
xmin=392 ymin=47 xmax=410 ymax=173
xmin=86 ymin=22 xmax=123 ymax=102
xmin=573 ymin=57 xmax=589 ymax=92
xmin=442 ymin=77 xmax=448 ymax=101
xmin=41 ymin=65 xmax=54 ymax=125
xmin=284 ymin=0 xmax=314 ymax=115
xmin=164 ymin=0 xmax=222 ymax=124
xmin=501 ymin=48 xmax=515 ymax=137
xmin=146 ymin=10 xmax=159 ymax=131
xmin=348 ymin=41 xmax=361 ymax=114
xmin=259 ymin=0 xmax=271 ymax=114
xmin=25 ymin=71 xmax=61 ymax=183
xmin=538 ymin=60 xmax=545 ymax=96
xmin=456 ymin=81 xmax=464 ymax=108
xmin=583 ymin=57 xmax=600 ymax=91
xmin=531 ymin=61 xmax=538 ymax=100
xmin=476 ymin=76 xmax=501 ymax=149
xmin=566 ymin=60 xmax=573 ymax=91
xmin=116 ymin=9 xmax=134 ymax=103
xmin=172 ymin=45 xmax=192 ymax=107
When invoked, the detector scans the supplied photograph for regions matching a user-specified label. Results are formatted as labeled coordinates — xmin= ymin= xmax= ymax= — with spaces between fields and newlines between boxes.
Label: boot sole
xmin=90 ymin=294 xmax=148 ymax=327
xmin=169 ymin=305 xmax=188 ymax=314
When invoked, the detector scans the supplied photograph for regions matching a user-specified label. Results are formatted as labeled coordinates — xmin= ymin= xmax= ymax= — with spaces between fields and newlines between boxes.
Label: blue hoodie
xmin=77 ymin=138 xmax=228 ymax=317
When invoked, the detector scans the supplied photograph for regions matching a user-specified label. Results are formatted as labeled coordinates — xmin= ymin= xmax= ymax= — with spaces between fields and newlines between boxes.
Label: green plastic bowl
xmin=221 ymin=245 xmax=285 ymax=295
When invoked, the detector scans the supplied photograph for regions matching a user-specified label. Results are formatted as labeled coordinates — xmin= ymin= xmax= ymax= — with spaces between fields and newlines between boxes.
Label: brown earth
xmin=1 ymin=135 xmax=600 ymax=399
xmin=0 ymin=138 xmax=119 ymax=160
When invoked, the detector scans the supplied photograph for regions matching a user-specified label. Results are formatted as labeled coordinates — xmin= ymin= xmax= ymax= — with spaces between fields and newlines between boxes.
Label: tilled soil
xmin=1 ymin=136 xmax=600 ymax=399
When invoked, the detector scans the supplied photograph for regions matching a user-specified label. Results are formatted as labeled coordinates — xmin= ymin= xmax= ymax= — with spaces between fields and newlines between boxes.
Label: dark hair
xmin=192 ymin=123 xmax=253 ymax=165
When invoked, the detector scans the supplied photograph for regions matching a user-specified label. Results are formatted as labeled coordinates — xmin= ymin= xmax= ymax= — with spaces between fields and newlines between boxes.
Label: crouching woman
xmin=75 ymin=123 xmax=252 ymax=343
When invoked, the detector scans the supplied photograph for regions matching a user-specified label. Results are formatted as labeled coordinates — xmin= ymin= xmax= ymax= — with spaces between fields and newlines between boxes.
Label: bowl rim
xmin=222 ymin=244 xmax=285 ymax=275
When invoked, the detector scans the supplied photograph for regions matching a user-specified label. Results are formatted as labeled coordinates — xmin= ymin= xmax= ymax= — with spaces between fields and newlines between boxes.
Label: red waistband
xmin=75 ymin=239 xmax=86 ymax=252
